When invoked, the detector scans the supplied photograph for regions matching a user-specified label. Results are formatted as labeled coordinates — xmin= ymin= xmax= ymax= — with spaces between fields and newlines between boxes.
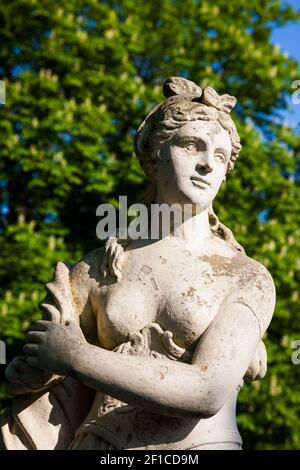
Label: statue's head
xmin=135 ymin=77 xmax=242 ymax=210
xmin=103 ymin=79 xmax=244 ymax=280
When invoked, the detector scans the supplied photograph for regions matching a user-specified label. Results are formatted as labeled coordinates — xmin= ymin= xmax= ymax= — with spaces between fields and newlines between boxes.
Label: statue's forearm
xmin=70 ymin=342 xmax=222 ymax=419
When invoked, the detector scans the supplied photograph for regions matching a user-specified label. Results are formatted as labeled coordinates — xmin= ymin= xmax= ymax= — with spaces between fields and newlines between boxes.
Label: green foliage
xmin=0 ymin=0 xmax=299 ymax=449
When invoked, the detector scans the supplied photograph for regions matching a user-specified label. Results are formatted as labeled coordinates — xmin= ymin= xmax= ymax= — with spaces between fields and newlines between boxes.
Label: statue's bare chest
xmin=92 ymin=242 xmax=238 ymax=351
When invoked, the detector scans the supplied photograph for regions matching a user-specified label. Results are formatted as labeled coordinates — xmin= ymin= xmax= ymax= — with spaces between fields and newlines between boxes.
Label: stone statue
xmin=0 ymin=77 xmax=275 ymax=450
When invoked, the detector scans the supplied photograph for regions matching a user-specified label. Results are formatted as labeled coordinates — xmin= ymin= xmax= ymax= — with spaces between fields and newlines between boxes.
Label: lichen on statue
xmin=0 ymin=77 xmax=276 ymax=450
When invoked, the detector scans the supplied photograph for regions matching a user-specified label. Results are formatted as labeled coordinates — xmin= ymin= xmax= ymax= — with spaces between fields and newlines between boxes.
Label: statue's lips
xmin=190 ymin=176 xmax=210 ymax=188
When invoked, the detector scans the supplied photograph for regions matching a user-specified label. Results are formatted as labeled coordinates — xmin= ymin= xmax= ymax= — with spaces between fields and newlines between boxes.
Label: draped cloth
xmin=0 ymin=376 xmax=94 ymax=450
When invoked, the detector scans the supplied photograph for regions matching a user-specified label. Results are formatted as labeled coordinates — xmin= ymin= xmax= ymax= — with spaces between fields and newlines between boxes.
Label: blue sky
xmin=271 ymin=0 xmax=300 ymax=127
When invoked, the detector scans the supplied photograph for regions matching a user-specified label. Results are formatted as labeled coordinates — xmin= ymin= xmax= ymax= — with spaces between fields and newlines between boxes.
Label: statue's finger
xmin=23 ymin=343 xmax=39 ymax=355
xmin=19 ymin=368 xmax=48 ymax=382
xmin=26 ymin=331 xmax=45 ymax=343
xmin=5 ymin=365 xmax=22 ymax=383
xmin=25 ymin=355 xmax=40 ymax=368
xmin=27 ymin=320 xmax=50 ymax=332
xmin=258 ymin=342 xmax=267 ymax=378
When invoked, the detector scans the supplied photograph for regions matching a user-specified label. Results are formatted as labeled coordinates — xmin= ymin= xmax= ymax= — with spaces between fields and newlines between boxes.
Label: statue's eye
xmin=214 ymin=152 xmax=225 ymax=163
xmin=185 ymin=142 xmax=197 ymax=153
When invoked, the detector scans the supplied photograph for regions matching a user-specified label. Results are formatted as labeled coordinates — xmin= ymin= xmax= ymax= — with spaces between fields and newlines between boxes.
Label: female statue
xmin=0 ymin=77 xmax=275 ymax=450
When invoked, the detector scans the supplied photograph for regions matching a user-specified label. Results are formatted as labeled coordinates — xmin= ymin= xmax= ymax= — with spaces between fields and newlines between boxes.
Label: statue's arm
xmin=235 ymin=260 xmax=276 ymax=383
xmin=24 ymin=290 xmax=271 ymax=419
xmin=68 ymin=299 xmax=263 ymax=418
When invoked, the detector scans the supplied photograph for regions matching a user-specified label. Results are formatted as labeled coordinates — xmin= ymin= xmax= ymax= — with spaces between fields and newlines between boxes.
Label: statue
xmin=0 ymin=77 xmax=275 ymax=450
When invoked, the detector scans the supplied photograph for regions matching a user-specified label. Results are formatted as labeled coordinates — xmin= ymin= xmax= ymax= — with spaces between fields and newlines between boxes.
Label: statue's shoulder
xmin=238 ymin=253 xmax=275 ymax=293
xmin=66 ymin=247 xmax=105 ymax=321
xmin=69 ymin=246 xmax=105 ymax=287
xmin=233 ymin=253 xmax=276 ymax=336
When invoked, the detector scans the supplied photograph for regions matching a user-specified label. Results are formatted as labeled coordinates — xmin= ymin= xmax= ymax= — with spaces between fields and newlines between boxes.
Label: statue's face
xmin=156 ymin=120 xmax=232 ymax=210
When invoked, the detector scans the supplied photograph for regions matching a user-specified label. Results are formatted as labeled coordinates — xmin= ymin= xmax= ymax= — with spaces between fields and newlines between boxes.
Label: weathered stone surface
xmin=1 ymin=77 xmax=275 ymax=450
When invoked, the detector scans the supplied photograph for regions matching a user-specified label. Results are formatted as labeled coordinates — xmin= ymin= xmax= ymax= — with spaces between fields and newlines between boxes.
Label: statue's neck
xmin=170 ymin=208 xmax=212 ymax=242
xmin=148 ymin=192 xmax=212 ymax=243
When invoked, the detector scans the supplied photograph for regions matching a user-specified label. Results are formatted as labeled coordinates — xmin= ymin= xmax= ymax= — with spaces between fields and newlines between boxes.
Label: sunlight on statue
xmin=0 ymin=77 xmax=275 ymax=450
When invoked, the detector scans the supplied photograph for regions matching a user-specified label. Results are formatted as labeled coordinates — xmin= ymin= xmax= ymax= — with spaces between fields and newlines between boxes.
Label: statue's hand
xmin=23 ymin=320 xmax=87 ymax=376
xmin=244 ymin=340 xmax=267 ymax=383
xmin=5 ymin=356 xmax=55 ymax=395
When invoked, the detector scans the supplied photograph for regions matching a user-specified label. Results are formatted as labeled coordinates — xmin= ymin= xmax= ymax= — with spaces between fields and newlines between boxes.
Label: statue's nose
xmin=195 ymin=161 xmax=213 ymax=175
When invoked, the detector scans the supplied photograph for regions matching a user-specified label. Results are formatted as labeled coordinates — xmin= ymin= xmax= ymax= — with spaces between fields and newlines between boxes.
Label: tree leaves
xmin=0 ymin=0 xmax=300 ymax=448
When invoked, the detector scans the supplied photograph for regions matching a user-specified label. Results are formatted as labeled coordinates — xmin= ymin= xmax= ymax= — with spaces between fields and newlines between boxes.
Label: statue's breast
xmin=159 ymin=280 xmax=224 ymax=350
xmin=93 ymin=245 xmax=239 ymax=352
xmin=96 ymin=278 xmax=159 ymax=350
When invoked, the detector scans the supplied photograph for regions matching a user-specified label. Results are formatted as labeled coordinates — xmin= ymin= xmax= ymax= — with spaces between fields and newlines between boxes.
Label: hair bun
xmin=163 ymin=77 xmax=202 ymax=98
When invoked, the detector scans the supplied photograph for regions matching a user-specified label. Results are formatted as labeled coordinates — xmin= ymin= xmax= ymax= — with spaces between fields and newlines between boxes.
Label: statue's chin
xmin=173 ymin=187 xmax=213 ymax=212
